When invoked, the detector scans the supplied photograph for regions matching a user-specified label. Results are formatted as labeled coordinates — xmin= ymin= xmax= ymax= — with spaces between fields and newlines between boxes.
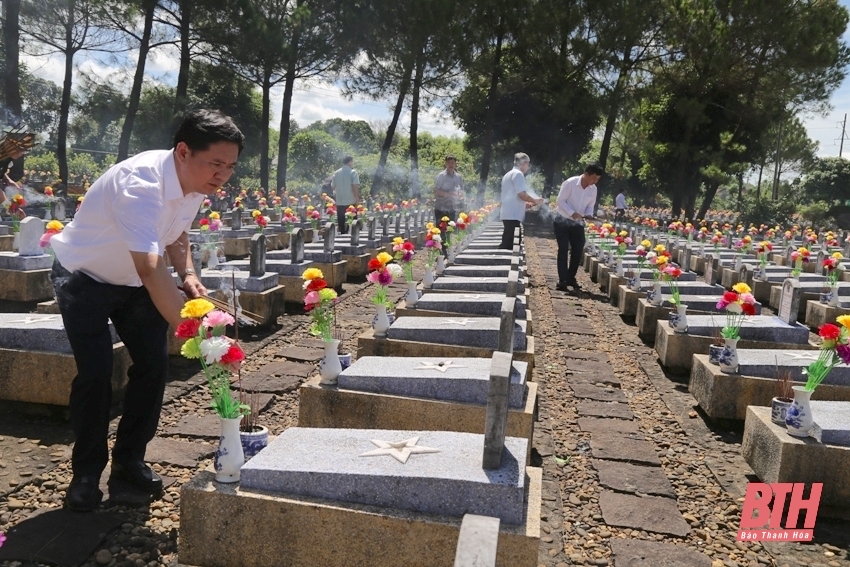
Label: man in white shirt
xmin=553 ymin=163 xmax=604 ymax=291
xmin=51 ymin=110 xmax=244 ymax=512
xmin=615 ymin=189 xmax=627 ymax=219
xmin=499 ymin=152 xmax=544 ymax=249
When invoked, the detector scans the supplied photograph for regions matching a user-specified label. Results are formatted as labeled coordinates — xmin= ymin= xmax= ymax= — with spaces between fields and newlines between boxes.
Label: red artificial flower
xmin=174 ymin=319 xmax=202 ymax=339
xmin=368 ymin=258 xmax=383 ymax=271
xmin=741 ymin=303 xmax=756 ymax=316
xmin=220 ymin=344 xmax=245 ymax=366
xmin=819 ymin=323 xmax=842 ymax=341
xmin=403 ymin=241 xmax=415 ymax=251
xmin=722 ymin=291 xmax=738 ymax=303
xmin=306 ymin=278 xmax=327 ymax=292
xmin=199 ymin=218 xmax=210 ymax=226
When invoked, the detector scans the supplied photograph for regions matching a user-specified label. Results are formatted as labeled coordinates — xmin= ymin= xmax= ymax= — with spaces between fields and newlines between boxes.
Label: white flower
xmin=726 ymin=303 xmax=743 ymax=314
xmin=387 ymin=264 xmax=403 ymax=278
xmin=200 ymin=336 xmax=230 ymax=364
xmin=432 ymin=234 xmax=442 ymax=243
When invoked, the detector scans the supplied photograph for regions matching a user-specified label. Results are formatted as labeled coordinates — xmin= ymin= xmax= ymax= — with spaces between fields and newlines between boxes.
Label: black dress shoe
xmin=65 ymin=475 xmax=103 ymax=512
xmin=565 ymin=278 xmax=582 ymax=291
xmin=110 ymin=460 xmax=163 ymax=495
xmin=555 ymin=281 xmax=569 ymax=292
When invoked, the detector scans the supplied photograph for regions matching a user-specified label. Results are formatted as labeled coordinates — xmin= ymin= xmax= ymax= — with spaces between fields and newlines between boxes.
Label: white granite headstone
xmin=17 ymin=216 xmax=45 ymax=257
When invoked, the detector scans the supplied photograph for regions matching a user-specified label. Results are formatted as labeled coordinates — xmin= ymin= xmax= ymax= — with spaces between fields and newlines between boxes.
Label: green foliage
xmin=288 ymin=130 xmax=351 ymax=184
xmin=24 ymin=151 xmax=59 ymax=176
xmin=799 ymin=157 xmax=850 ymax=205
xmin=737 ymin=194 xmax=797 ymax=228
xmin=305 ymin=119 xmax=378 ymax=155
xmin=797 ymin=201 xmax=832 ymax=226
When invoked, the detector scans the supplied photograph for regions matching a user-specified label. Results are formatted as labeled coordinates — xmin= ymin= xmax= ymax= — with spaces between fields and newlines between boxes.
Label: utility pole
xmin=840 ymin=113 xmax=848 ymax=158
xmin=772 ymin=121 xmax=783 ymax=200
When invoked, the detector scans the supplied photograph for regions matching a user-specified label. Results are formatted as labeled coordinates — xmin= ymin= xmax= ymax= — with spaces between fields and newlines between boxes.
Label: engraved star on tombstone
xmin=358 ymin=436 xmax=440 ymax=464
xmin=9 ymin=315 xmax=60 ymax=324
xmin=412 ymin=360 xmax=468 ymax=373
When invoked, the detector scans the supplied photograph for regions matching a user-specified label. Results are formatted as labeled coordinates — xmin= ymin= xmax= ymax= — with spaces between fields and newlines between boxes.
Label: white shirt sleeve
xmin=512 ymin=170 xmax=528 ymax=196
xmin=557 ymin=180 xmax=576 ymax=218
xmin=110 ymin=169 xmax=164 ymax=255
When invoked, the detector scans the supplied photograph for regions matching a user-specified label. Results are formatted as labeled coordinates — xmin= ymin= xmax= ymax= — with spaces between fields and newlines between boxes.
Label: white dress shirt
xmin=52 ymin=150 xmax=204 ymax=287
xmin=556 ymin=176 xmax=597 ymax=222
xmin=615 ymin=192 xmax=627 ymax=209
xmin=500 ymin=167 xmax=529 ymax=222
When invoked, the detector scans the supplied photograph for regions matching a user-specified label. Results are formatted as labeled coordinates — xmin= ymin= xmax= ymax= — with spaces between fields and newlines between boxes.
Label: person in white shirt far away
xmin=499 ymin=152 xmax=544 ymax=249
xmin=615 ymin=188 xmax=627 ymax=219
xmin=553 ymin=163 xmax=604 ymax=292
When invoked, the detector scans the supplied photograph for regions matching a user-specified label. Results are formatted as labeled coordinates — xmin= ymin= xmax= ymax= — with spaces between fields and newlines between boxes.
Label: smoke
xmin=3 ymin=183 xmax=50 ymax=206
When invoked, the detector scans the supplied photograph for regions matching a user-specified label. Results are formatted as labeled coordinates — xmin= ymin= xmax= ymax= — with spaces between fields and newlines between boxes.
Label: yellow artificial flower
xmin=619 ymin=230 xmax=628 ymax=237
xmin=654 ymin=244 xmax=666 ymax=253
xmin=302 ymin=267 xmax=324 ymax=281
xmin=641 ymin=239 xmax=651 ymax=248
xmin=441 ymin=216 xmax=450 ymax=222
xmin=832 ymin=252 xmax=844 ymax=259
xmin=180 ymin=298 xmax=215 ymax=319
xmin=209 ymin=212 xmax=220 ymax=220
xmin=393 ymin=237 xmax=404 ymax=245
xmin=376 ymin=251 xmax=393 ymax=265
xmin=836 ymin=314 xmax=850 ymax=329
xmin=46 ymin=220 xmax=64 ymax=231
xmin=180 ymin=339 xmax=201 ymax=359
xmin=431 ymin=227 xmax=441 ymax=235
xmin=426 ymin=222 xmax=434 ymax=230
xmin=732 ymin=282 xmax=752 ymax=294
xmin=252 ymin=209 xmax=261 ymax=218
xmin=656 ymin=256 xmax=668 ymax=266
xmin=459 ymin=212 xmax=469 ymax=221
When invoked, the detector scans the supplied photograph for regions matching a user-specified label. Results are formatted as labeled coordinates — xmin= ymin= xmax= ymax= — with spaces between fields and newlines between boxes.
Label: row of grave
xmin=178 ymin=221 xmax=548 ymax=567
xmin=582 ymin=223 xmax=850 ymax=518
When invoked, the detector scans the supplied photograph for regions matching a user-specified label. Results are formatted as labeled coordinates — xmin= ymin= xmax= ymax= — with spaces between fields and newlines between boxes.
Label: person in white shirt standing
xmin=50 ymin=109 xmax=244 ymax=512
xmin=615 ymin=188 xmax=627 ymax=220
xmin=499 ymin=152 xmax=544 ymax=249
xmin=554 ymin=163 xmax=604 ymax=291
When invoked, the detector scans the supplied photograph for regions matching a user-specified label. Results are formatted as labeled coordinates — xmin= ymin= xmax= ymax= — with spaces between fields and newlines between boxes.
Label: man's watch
xmin=180 ymin=268 xmax=197 ymax=280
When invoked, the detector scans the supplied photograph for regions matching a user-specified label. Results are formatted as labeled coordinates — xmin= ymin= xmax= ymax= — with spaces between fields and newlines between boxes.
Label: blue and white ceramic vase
xmin=647 ymin=280 xmax=663 ymax=306
xmin=240 ymin=425 xmax=268 ymax=461
xmin=708 ymin=343 xmax=724 ymax=365
xmin=319 ymin=339 xmax=342 ymax=385
xmin=718 ymin=337 xmax=739 ymax=374
xmin=669 ymin=304 xmax=688 ymax=334
xmin=820 ymin=285 xmax=839 ymax=307
xmin=785 ymin=386 xmax=814 ymax=437
xmin=771 ymin=397 xmax=793 ymax=425
xmin=215 ymin=416 xmax=244 ymax=483
xmin=372 ymin=304 xmax=391 ymax=337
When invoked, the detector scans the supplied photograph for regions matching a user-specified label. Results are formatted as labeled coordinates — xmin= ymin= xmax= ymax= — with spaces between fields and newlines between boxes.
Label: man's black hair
xmin=585 ymin=163 xmax=604 ymax=176
xmin=343 ymin=155 xmax=354 ymax=165
xmin=173 ymin=109 xmax=245 ymax=154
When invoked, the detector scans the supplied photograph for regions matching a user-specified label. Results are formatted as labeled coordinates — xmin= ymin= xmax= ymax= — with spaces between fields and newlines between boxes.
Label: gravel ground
xmin=0 ymin=226 xmax=848 ymax=567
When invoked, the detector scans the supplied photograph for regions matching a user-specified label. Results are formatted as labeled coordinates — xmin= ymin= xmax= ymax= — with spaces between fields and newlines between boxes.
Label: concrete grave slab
xmin=387 ymin=316 xmax=527 ymax=351
xmin=811 ymin=401 xmax=850 ymax=446
xmin=277 ymin=345 xmax=324 ymax=362
xmin=144 ymin=437 xmax=215 ymax=468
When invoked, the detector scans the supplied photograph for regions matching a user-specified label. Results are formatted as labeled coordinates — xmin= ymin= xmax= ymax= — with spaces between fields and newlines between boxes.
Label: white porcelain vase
xmin=648 ymin=280 xmax=663 ymax=306
xmin=208 ymin=249 xmax=219 ymax=269
xmin=405 ymin=280 xmax=419 ymax=307
xmin=436 ymin=255 xmax=446 ymax=275
xmin=11 ymin=232 xmax=18 ymax=252
xmin=319 ymin=339 xmax=342 ymax=385
xmin=448 ymin=245 xmax=456 ymax=264
xmin=215 ymin=416 xmax=245 ymax=483
xmin=616 ymin=258 xmax=624 ymax=277
xmin=734 ymin=256 xmax=742 ymax=271
xmin=785 ymin=386 xmax=814 ymax=437
xmin=422 ymin=265 xmax=435 ymax=288
xmin=718 ymin=337 xmax=739 ymax=374
xmin=372 ymin=304 xmax=391 ymax=337
xmin=670 ymin=304 xmax=689 ymax=334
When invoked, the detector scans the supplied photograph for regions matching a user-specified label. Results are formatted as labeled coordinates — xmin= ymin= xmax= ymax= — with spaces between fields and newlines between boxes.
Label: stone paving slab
xmin=576 ymin=400 xmax=635 ymax=420
xmin=240 ymin=373 xmax=303 ymax=393
xmin=276 ymin=345 xmax=323 ymax=362
xmin=0 ymin=508 xmax=125 ymax=567
xmin=566 ymin=373 xmax=622 ymax=388
xmin=592 ymin=459 xmax=676 ymax=497
xmin=144 ymin=437 xmax=215 ymax=468
xmin=577 ymin=417 xmax=640 ymax=434
xmin=599 ymin=491 xmax=690 ymax=537
xmin=563 ymin=351 xmax=610 ymax=364
xmin=590 ymin=432 xmax=661 ymax=465
xmin=569 ymin=384 xmax=627 ymax=403
xmin=609 ymin=539 xmax=711 ymax=566
xmin=252 ymin=359 xmax=315 ymax=378
xmin=165 ymin=397 xmax=274 ymax=437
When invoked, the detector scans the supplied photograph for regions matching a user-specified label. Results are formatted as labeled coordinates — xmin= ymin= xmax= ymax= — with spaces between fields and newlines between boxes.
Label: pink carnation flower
xmin=366 ymin=271 xmax=381 ymax=284
xmin=203 ymin=310 xmax=235 ymax=329
xmin=304 ymin=291 xmax=320 ymax=305
xmin=739 ymin=293 xmax=756 ymax=305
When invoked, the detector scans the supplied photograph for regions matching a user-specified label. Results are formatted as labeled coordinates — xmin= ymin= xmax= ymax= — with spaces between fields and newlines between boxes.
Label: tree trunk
xmin=373 ymin=59 xmax=414 ymax=194
xmin=476 ymin=16 xmax=504 ymax=207
xmin=684 ymin=184 xmax=697 ymax=220
xmin=697 ymin=180 xmax=720 ymax=220
xmin=117 ymin=0 xmax=157 ymax=161
xmin=755 ymin=163 xmax=763 ymax=202
xmin=3 ymin=0 xmax=23 ymax=179
xmin=595 ymin=49 xmax=632 ymax=211
xmin=172 ymin=0 xmax=191 ymax=125
xmin=408 ymin=52 xmax=424 ymax=199
xmin=260 ymin=73 xmax=271 ymax=190
xmin=275 ymin=0 xmax=302 ymax=191
xmin=736 ymin=172 xmax=744 ymax=204
xmin=57 ymin=0 xmax=76 ymax=184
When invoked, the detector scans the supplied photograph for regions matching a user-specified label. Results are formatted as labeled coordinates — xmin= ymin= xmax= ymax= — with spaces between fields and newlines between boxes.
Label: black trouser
xmin=435 ymin=209 xmax=457 ymax=256
xmin=553 ymin=217 xmax=585 ymax=283
xmin=336 ymin=206 xmax=349 ymax=234
xmin=500 ymin=220 xmax=521 ymax=250
xmin=52 ymin=262 xmax=169 ymax=478
xmin=615 ymin=208 xmax=625 ymax=220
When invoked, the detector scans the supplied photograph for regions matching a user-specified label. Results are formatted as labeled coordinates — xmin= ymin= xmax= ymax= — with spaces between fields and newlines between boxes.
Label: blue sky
xmin=21 ymin=5 xmax=850 ymax=153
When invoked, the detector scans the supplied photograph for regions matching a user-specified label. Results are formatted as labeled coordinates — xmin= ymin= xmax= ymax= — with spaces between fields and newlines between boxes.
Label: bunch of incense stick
xmin=0 ymin=126 xmax=36 ymax=161
xmin=204 ymin=292 xmax=263 ymax=326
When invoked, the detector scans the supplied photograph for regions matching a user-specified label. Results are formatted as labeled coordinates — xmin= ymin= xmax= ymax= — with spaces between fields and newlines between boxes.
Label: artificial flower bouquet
xmin=662 ymin=264 xmax=683 ymax=305
xmin=302 ymin=268 xmax=337 ymax=341
xmin=345 ymin=205 xmax=358 ymax=228
xmin=39 ymin=220 xmax=63 ymax=254
xmin=803 ymin=319 xmax=850 ymax=391
xmin=790 ymin=247 xmax=810 ymax=276
xmin=824 ymin=252 xmax=845 ymax=286
xmin=282 ymin=208 xmax=297 ymax=231
xmin=614 ymin=231 xmax=631 ymax=258
xmin=392 ymin=237 xmax=416 ymax=282
xmin=176 ymin=298 xmax=247 ymax=419
xmin=424 ymin=224 xmax=443 ymax=266
xmin=307 ymin=207 xmax=321 ymax=229
xmin=716 ymin=283 xmax=757 ymax=339
xmin=756 ymin=241 xmax=773 ymax=267
xmin=251 ymin=209 xmax=268 ymax=232
xmin=367 ymin=252 xmax=402 ymax=308
xmin=4 ymin=194 xmax=25 ymax=230
xmin=439 ymin=216 xmax=455 ymax=248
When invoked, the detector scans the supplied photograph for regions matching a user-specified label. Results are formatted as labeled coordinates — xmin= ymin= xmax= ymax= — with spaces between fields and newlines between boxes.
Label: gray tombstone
xmin=785 ymin=246 xmax=795 ymax=265
xmin=290 ymin=228 xmax=305 ymax=263
xmin=190 ymin=243 xmax=203 ymax=276
xmin=381 ymin=215 xmax=390 ymax=237
xmin=323 ymin=222 xmax=336 ymax=253
xmin=299 ymin=206 xmax=307 ymax=224
xmin=249 ymin=233 xmax=266 ymax=277
xmin=704 ymin=254 xmax=715 ymax=285
xmin=816 ymin=250 xmax=825 ymax=274
xmin=483 ymin=350 xmax=514 ymax=470
xmin=682 ymin=246 xmax=692 ymax=273
xmin=727 ymin=229 xmax=735 ymax=250
xmin=404 ymin=214 xmax=411 ymax=234
xmin=51 ymin=199 xmax=67 ymax=221
xmin=394 ymin=212 xmax=402 ymax=234
xmin=497 ymin=297 xmax=516 ymax=354
xmin=844 ymin=238 xmax=850 ymax=258
xmin=368 ymin=217 xmax=377 ymax=241
xmin=778 ymin=278 xmax=802 ymax=325
xmin=739 ymin=264 xmax=753 ymax=287
xmin=366 ymin=196 xmax=374 ymax=211
xmin=350 ymin=219 xmax=362 ymax=246
xmin=17 ymin=217 xmax=45 ymax=257
xmin=506 ymin=270 xmax=519 ymax=299
xmin=231 ymin=209 xmax=242 ymax=230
